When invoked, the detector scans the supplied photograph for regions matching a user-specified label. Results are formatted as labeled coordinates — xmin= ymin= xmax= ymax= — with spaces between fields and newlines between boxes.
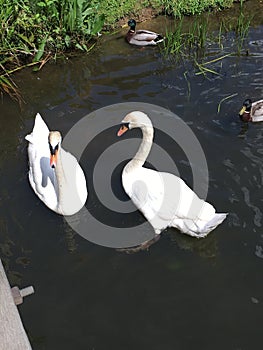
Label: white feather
xmin=25 ymin=113 xmax=88 ymax=215
xmin=120 ymin=111 xmax=227 ymax=237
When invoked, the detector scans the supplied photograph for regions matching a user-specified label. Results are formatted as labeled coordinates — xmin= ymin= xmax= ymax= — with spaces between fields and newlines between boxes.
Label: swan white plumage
xmin=117 ymin=111 xmax=227 ymax=237
xmin=25 ymin=113 xmax=88 ymax=215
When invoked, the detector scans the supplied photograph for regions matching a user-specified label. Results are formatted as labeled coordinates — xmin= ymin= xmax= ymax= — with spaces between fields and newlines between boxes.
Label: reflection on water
xmin=170 ymin=230 xmax=218 ymax=258
xmin=62 ymin=220 xmax=78 ymax=254
xmin=1 ymin=1 xmax=263 ymax=349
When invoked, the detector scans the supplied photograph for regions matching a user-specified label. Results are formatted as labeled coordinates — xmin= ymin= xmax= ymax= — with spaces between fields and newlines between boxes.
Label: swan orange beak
xmin=117 ymin=125 xmax=128 ymax=137
xmin=50 ymin=153 xmax=57 ymax=168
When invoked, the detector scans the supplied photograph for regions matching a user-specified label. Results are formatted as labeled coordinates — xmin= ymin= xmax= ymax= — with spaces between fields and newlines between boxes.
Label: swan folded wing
xmin=25 ymin=134 xmax=34 ymax=144
xmin=28 ymin=113 xmax=49 ymax=137
xmin=160 ymin=172 xmax=218 ymax=220
xmin=27 ymin=158 xmax=58 ymax=210
xmin=25 ymin=114 xmax=58 ymax=210
xmin=127 ymin=168 xmax=217 ymax=231
xmin=25 ymin=113 xmax=50 ymax=148
xmin=26 ymin=122 xmax=53 ymax=196
xmin=127 ymin=169 xmax=165 ymax=218
xmin=59 ymin=149 xmax=88 ymax=214
xmin=159 ymin=173 xmax=227 ymax=235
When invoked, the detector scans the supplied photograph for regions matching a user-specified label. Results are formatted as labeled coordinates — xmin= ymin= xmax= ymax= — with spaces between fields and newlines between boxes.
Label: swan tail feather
xmin=25 ymin=134 xmax=33 ymax=143
xmin=25 ymin=113 xmax=49 ymax=143
xmin=32 ymin=113 xmax=49 ymax=134
xmin=171 ymin=213 xmax=227 ymax=238
xmin=204 ymin=213 xmax=228 ymax=230
xmin=193 ymin=213 xmax=228 ymax=238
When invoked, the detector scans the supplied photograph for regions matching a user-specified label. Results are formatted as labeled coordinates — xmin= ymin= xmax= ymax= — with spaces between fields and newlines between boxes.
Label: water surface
xmin=1 ymin=2 xmax=263 ymax=349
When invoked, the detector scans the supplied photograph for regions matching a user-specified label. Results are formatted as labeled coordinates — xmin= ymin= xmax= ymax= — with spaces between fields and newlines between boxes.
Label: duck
xmin=239 ymin=98 xmax=263 ymax=122
xmin=126 ymin=19 xmax=164 ymax=46
xmin=25 ymin=113 xmax=88 ymax=215
xmin=117 ymin=111 xmax=227 ymax=238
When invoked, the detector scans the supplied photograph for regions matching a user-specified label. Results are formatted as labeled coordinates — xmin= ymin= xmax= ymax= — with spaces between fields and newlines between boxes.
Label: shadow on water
xmin=1 ymin=0 xmax=263 ymax=349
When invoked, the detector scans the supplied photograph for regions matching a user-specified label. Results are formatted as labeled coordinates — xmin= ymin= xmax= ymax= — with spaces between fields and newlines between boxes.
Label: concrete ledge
xmin=0 ymin=259 xmax=33 ymax=350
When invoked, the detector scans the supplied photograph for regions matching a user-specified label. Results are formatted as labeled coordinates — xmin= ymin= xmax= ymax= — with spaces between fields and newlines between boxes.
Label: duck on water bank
xmin=125 ymin=19 xmax=164 ymax=46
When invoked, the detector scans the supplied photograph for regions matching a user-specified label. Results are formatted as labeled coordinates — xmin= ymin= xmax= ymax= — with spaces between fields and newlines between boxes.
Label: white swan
xmin=117 ymin=111 xmax=227 ymax=238
xmin=25 ymin=113 xmax=88 ymax=215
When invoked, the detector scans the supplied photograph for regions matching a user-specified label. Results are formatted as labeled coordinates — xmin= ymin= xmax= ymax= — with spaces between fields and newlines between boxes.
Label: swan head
xmin=117 ymin=111 xmax=153 ymax=136
xmin=48 ymin=131 xmax=62 ymax=168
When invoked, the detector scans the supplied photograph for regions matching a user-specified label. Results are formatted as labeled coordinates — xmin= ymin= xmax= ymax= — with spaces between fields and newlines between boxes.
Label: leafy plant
xmin=0 ymin=0 xmax=237 ymax=100
xmin=161 ymin=0 xmax=233 ymax=17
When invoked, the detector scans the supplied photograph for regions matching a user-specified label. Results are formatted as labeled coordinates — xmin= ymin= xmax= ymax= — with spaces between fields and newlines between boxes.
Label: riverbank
xmin=0 ymin=0 xmax=238 ymax=100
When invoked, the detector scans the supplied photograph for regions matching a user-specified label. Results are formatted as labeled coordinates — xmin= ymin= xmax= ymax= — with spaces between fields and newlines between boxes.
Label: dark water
xmin=1 ymin=1 xmax=263 ymax=349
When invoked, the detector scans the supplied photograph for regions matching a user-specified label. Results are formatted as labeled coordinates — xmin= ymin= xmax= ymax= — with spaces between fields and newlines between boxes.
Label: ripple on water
xmin=255 ymin=245 xmax=263 ymax=258
xmin=241 ymin=186 xmax=262 ymax=227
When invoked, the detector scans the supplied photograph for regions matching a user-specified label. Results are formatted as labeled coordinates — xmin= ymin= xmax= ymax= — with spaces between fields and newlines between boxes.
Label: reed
xmin=161 ymin=0 xmax=233 ymax=17
xmin=162 ymin=19 xmax=184 ymax=56
xmin=162 ymin=1 xmax=253 ymax=74
xmin=162 ymin=15 xmax=210 ymax=59
xmin=0 ymin=64 xmax=22 ymax=103
xmin=235 ymin=0 xmax=252 ymax=55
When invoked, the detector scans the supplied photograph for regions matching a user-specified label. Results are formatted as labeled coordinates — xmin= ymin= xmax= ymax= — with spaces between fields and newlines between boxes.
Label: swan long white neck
xmin=54 ymin=150 xmax=67 ymax=212
xmin=126 ymin=125 xmax=154 ymax=171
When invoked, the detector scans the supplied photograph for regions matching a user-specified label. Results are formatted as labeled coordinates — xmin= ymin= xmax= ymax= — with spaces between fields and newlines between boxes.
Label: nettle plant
xmin=161 ymin=0 xmax=233 ymax=16
xmin=0 ymin=0 xmax=105 ymax=63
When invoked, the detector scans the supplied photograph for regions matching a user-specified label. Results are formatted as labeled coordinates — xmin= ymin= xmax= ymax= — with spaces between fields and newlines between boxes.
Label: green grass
xmin=234 ymin=0 xmax=253 ymax=55
xmin=162 ymin=0 xmax=253 ymax=60
xmin=160 ymin=0 xmax=253 ymax=93
xmin=0 ymin=0 xmax=105 ymax=62
xmin=162 ymin=15 xmax=211 ymax=59
xmin=0 ymin=0 xmax=105 ymax=101
xmin=0 ymin=0 xmax=237 ymax=101
xmin=161 ymin=0 xmax=233 ymax=17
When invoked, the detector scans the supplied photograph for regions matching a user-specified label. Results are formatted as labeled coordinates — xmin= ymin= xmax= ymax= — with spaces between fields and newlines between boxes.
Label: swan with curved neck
xmin=25 ymin=113 xmax=87 ymax=215
xmin=117 ymin=111 xmax=227 ymax=237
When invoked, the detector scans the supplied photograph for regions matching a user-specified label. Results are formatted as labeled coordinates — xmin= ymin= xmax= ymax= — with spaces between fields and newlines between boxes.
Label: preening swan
xmin=25 ymin=113 xmax=88 ymax=215
xmin=117 ymin=111 xmax=227 ymax=238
